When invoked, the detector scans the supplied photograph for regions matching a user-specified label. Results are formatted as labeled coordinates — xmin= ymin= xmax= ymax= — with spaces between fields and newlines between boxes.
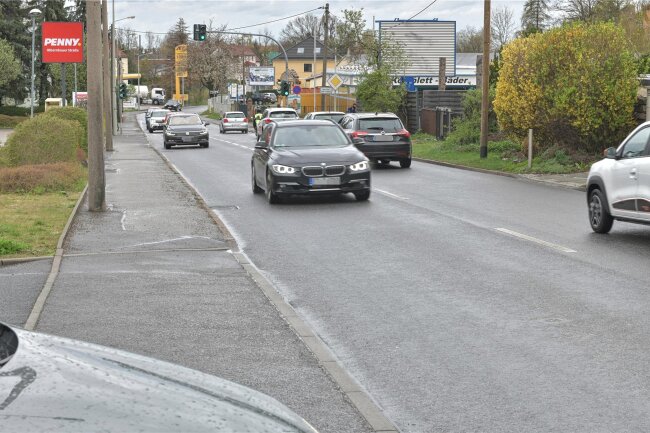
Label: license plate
xmin=309 ymin=177 xmax=340 ymax=186
xmin=182 ymin=136 xmax=195 ymax=142
xmin=371 ymin=134 xmax=393 ymax=142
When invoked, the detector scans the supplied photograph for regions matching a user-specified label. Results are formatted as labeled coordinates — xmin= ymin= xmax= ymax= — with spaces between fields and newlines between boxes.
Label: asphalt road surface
xmin=142 ymin=111 xmax=650 ymax=433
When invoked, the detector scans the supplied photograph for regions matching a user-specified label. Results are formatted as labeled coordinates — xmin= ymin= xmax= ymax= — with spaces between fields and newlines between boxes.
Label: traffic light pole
xmin=206 ymin=30 xmax=289 ymax=104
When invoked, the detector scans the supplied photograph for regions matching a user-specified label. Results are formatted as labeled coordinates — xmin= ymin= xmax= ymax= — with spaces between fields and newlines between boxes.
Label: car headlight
xmin=271 ymin=164 xmax=296 ymax=174
xmin=349 ymin=161 xmax=369 ymax=172
xmin=200 ymin=128 xmax=208 ymax=135
xmin=165 ymin=130 xmax=175 ymax=136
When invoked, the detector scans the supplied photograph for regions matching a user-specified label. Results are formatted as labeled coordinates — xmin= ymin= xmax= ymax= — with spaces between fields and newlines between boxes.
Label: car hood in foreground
xmin=0 ymin=324 xmax=316 ymax=433
xmin=272 ymin=145 xmax=367 ymax=165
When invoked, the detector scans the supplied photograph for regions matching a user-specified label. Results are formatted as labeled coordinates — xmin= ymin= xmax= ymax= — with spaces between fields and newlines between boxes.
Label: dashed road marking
xmin=495 ymin=228 xmax=577 ymax=253
xmin=374 ymin=188 xmax=409 ymax=200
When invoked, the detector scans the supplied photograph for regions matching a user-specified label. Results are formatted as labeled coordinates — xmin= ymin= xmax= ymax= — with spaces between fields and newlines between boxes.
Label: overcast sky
xmin=108 ymin=0 xmax=526 ymax=42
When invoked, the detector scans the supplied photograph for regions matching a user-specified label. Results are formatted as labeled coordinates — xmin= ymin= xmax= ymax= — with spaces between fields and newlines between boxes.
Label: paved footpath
xmin=34 ymin=113 xmax=372 ymax=433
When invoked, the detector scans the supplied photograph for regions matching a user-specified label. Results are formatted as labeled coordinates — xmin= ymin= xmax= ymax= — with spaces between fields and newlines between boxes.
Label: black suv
xmin=339 ymin=113 xmax=412 ymax=168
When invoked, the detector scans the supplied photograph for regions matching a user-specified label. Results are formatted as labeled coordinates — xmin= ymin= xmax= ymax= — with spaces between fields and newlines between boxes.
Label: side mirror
xmin=604 ymin=147 xmax=617 ymax=159
xmin=204 ymin=122 xmax=210 ymax=126
xmin=352 ymin=137 xmax=365 ymax=145
xmin=255 ymin=141 xmax=268 ymax=149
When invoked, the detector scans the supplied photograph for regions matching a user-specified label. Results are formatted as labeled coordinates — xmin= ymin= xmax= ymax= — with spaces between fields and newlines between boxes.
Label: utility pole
xmin=479 ymin=0 xmax=491 ymax=159
xmin=101 ymin=0 xmax=113 ymax=151
xmin=320 ymin=2 xmax=329 ymax=111
xmin=87 ymin=0 xmax=105 ymax=211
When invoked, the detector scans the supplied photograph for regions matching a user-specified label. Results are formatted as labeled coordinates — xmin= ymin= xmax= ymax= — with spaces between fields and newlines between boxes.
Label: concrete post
xmin=101 ymin=0 xmax=113 ymax=151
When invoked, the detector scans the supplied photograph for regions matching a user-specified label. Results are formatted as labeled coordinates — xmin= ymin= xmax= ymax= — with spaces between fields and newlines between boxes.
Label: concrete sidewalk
xmin=34 ymin=113 xmax=373 ymax=433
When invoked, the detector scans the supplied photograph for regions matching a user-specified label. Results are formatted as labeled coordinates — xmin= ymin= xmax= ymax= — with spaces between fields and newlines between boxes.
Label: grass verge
xmin=0 ymin=189 xmax=83 ymax=258
xmin=201 ymin=110 xmax=222 ymax=121
xmin=412 ymin=132 xmax=595 ymax=174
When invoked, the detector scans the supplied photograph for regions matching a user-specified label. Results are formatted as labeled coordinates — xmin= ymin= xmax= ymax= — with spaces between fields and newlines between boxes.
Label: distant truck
xmin=133 ymin=85 xmax=148 ymax=103
xmin=151 ymin=87 xmax=166 ymax=105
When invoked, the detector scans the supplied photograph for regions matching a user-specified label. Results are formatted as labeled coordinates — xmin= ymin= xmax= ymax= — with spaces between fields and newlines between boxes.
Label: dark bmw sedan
xmin=0 ymin=322 xmax=318 ymax=432
xmin=251 ymin=120 xmax=371 ymax=203
xmin=163 ymin=113 xmax=209 ymax=149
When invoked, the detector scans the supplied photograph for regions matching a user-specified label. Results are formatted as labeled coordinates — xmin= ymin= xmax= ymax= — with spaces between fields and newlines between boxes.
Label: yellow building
xmin=272 ymin=37 xmax=336 ymax=89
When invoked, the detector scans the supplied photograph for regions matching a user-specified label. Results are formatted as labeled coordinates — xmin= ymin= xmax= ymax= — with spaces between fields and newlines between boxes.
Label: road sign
xmin=328 ymin=74 xmax=343 ymax=89
xmin=293 ymin=85 xmax=301 ymax=94
xmin=403 ymin=76 xmax=416 ymax=92
xmin=320 ymin=86 xmax=333 ymax=94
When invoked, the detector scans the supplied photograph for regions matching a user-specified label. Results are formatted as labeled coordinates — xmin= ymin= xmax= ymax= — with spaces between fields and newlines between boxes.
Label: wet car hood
xmin=0 ymin=325 xmax=316 ymax=432
xmin=272 ymin=145 xmax=366 ymax=165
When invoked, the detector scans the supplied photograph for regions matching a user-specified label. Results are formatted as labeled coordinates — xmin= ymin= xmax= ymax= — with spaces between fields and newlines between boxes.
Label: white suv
xmin=587 ymin=121 xmax=650 ymax=233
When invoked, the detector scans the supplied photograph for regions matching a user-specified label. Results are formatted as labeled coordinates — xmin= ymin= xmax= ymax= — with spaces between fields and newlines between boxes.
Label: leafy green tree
xmin=334 ymin=8 xmax=366 ymax=56
xmin=494 ymin=22 xmax=637 ymax=153
xmin=0 ymin=38 xmax=21 ymax=89
xmin=521 ymin=0 xmax=551 ymax=34
xmin=0 ymin=2 xmax=30 ymax=103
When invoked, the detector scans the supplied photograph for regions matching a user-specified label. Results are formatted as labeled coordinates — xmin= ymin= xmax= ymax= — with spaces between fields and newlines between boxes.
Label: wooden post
xmin=528 ymin=129 xmax=533 ymax=169
xmin=320 ymin=3 xmax=329 ymax=110
xmin=476 ymin=54 xmax=483 ymax=88
xmin=438 ymin=57 xmax=446 ymax=91
xmin=101 ymin=0 xmax=113 ymax=151
xmin=87 ymin=0 xmax=105 ymax=211
xmin=479 ymin=0 xmax=491 ymax=159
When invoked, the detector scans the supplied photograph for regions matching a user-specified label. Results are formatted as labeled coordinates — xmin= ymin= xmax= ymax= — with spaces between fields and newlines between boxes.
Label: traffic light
xmin=193 ymin=24 xmax=207 ymax=41
xmin=280 ymin=80 xmax=290 ymax=96
xmin=119 ymin=83 xmax=127 ymax=99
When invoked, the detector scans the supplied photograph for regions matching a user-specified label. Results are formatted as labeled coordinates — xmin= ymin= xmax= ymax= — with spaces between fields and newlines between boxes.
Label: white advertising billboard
xmin=249 ymin=67 xmax=275 ymax=86
xmin=378 ymin=20 xmax=456 ymax=77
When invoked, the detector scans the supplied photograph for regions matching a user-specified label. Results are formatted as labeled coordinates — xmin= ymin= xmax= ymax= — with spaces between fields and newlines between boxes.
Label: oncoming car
xmin=255 ymin=108 xmax=299 ymax=139
xmin=163 ymin=113 xmax=209 ymax=149
xmin=251 ymin=120 xmax=371 ymax=204
xmin=303 ymin=111 xmax=345 ymax=123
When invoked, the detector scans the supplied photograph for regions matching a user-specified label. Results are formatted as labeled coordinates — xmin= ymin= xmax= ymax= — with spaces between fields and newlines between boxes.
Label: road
xmin=142 ymin=110 xmax=650 ymax=433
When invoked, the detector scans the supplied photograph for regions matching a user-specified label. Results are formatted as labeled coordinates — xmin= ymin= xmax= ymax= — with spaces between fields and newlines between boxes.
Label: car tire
xmin=148 ymin=128 xmax=153 ymax=133
xmin=219 ymin=128 xmax=223 ymax=134
xmin=354 ymin=190 xmax=370 ymax=201
xmin=242 ymin=130 xmax=247 ymax=134
xmin=200 ymin=143 xmax=209 ymax=148
xmin=252 ymin=166 xmax=263 ymax=194
xmin=380 ymin=159 xmax=391 ymax=165
xmin=589 ymin=188 xmax=614 ymax=234
xmin=164 ymin=141 xmax=171 ymax=150
xmin=400 ymin=158 xmax=412 ymax=168
xmin=266 ymin=171 xmax=280 ymax=204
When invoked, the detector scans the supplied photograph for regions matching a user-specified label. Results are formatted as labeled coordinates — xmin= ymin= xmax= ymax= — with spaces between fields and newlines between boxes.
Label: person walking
xmin=347 ymin=103 xmax=357 ymax=113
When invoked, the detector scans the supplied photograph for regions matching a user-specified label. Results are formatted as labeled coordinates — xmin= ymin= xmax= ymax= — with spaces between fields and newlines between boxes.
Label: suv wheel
xmin=589 ymin=188 xmax=613 ymax=233
xmin=400 ymin=158 xmax=412 ymax=168
xmin=252 ymin=166 xmax=263 ymax=194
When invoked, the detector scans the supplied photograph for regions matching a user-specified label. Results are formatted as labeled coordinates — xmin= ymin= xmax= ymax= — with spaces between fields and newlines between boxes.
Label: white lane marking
xmin=129 ymin=236 xmax=213 ymax=247
xmin=495 ymin=228 xmax=577 ymax=253
xmin=211 ymin=137 xmax=253 ymax=152
xmin=374 ymin=188 xmax=409 ymax=200
xmin=120 ymin=211 xmax=127 ymax=231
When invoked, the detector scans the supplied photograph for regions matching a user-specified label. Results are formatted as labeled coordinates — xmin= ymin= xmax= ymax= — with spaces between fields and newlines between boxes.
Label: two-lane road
xmin=142 ymin=113 xmax=650 ymax=433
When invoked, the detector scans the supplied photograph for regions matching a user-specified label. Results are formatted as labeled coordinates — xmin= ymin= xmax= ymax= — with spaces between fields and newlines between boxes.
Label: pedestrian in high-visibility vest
xmin=253 ymin=109 xmax=263 ymax=132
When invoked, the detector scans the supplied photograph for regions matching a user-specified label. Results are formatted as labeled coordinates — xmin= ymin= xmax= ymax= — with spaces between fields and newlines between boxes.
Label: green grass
xmin=411 ymin=132 xmax=594 ymax=174
xmin=201 ymin=110 xmax=222 ymax=120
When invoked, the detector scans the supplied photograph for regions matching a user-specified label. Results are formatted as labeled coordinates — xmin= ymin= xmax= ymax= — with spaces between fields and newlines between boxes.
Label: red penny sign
xmin=42 ymin=22 xmax=84 ymax=63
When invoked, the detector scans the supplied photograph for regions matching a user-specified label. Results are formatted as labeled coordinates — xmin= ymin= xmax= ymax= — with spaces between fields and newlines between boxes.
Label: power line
xmin=408 ymin=0 xmax=438 ymax=20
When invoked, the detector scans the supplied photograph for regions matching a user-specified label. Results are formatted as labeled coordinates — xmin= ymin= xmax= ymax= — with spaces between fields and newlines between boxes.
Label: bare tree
xmin=187 ymin=24 xmax=237 ymax=93
xmin=555 ymin=0 xmax=599 ymax=22
xmin=250 ymin=28 xmax=277 ymax=66
xmin=456 ymin=26 xmax=484 ymax=53
xmin=491 ymin=6 xmax=515 ymax=49
xmin=279 ymin=12 xmax=338 ymax=47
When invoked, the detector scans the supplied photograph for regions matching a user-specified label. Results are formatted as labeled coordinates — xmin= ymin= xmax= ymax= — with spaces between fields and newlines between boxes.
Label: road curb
xmin=24 ymin=184 xmax=88 ymax=331
xmin=137 ymin=113 xmax=400 ymax=433
xmin=413 ymin=157 xmax=587 ymax=191
xmin=0 ymin=256 xmax=53 ymax=266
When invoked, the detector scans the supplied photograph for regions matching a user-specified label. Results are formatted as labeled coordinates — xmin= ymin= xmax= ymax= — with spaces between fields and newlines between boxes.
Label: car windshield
xmin=226 ymin=113 xmax=245 ymax=119
xmin=165 ymin=100 xmax=177 ymax=105
xmin=269 ymin=111 xmax=298 ymax=119
xmin=314 ymin=114 xmax=344 ymax=123
xmin=169 ymin=115 xmax=201 ymax=126
xmin=152 ymin=111 xmax=168 ymax=117
xmin=273 ymin=125 xmax=349 ymax=147
xmin=359 ymin=118 xmax=403 ymax=133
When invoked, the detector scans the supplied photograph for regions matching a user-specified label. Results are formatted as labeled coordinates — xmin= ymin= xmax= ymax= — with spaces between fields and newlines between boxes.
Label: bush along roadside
xmin=0 ymin=109 xmax=87 ymax=258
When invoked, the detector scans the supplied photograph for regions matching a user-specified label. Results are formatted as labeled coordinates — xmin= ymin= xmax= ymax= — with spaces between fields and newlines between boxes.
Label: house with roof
xmin=271 ymin=36 xmax=336 ymax=87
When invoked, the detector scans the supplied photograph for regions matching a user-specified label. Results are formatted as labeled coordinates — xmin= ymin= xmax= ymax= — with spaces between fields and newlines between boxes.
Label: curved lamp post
xmin=29 ymin=8 xmax=42 ymax=118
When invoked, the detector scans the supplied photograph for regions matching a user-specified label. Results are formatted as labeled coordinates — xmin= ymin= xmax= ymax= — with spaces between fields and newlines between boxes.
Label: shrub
xmin=42 ymin=107 xmax=88 ymax=151
xmin=0 ymin=114 xmax=28 ymax=128
xmin=0 ymin=162 xmax=85 ymax=193
xmin=5 ymin=115 xmax=81 ymax=166
xmin=494 ymin=22 xmax=637 ymax=154
xmin=444 ymin=88 xmax=498 ymax=148
xmin=0 ymin=106 xmax=30 ymax=117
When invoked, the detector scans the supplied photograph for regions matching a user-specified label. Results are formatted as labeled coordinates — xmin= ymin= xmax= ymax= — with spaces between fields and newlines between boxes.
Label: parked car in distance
xmin=251 ymin=120 xmax=371 ymax=204
xmin=252 ymin=92 xmax=277 ymax=104
xmin=303 ymin=111 xmax=345 ymax=124
xmin=163 ymin=99 xmax=182 ymax=111
xmin=147 ymin=109 xmax=170 ymax=133
xmin=163 ymin=113 xmax=209 ymax=149
xmin=220 ymin=111 xmax=249 ymax=134
xmin=255 ymin=107 xmax=299 ymax=139
xmin=339 ymin=112 xmax=412 ymax=168
xmin=0 ymin=322 xmax=318 ymax=433
xmin=587 ymin=121 xmax=650 ymax=233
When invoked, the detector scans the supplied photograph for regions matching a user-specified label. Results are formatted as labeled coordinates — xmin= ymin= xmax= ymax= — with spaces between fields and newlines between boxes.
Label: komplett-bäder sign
xmin=42 ymin=22 xmax=84 ymax=63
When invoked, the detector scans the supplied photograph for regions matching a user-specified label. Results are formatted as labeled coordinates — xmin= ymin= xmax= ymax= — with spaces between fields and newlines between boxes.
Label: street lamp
xmin=111 ymin=14 xmax=135 ymax=134
xmin=29 ymin=8 xmax=41 ymax=118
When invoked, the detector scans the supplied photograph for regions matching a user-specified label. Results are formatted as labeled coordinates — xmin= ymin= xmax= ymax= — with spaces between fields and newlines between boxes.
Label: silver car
xmin=0 ymin=322 xmax=318 ymax=432
xmin=147 ymin=109 xmax=170 ymax=133
xmin=220 ymin=111 xmax=249 ymax=134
